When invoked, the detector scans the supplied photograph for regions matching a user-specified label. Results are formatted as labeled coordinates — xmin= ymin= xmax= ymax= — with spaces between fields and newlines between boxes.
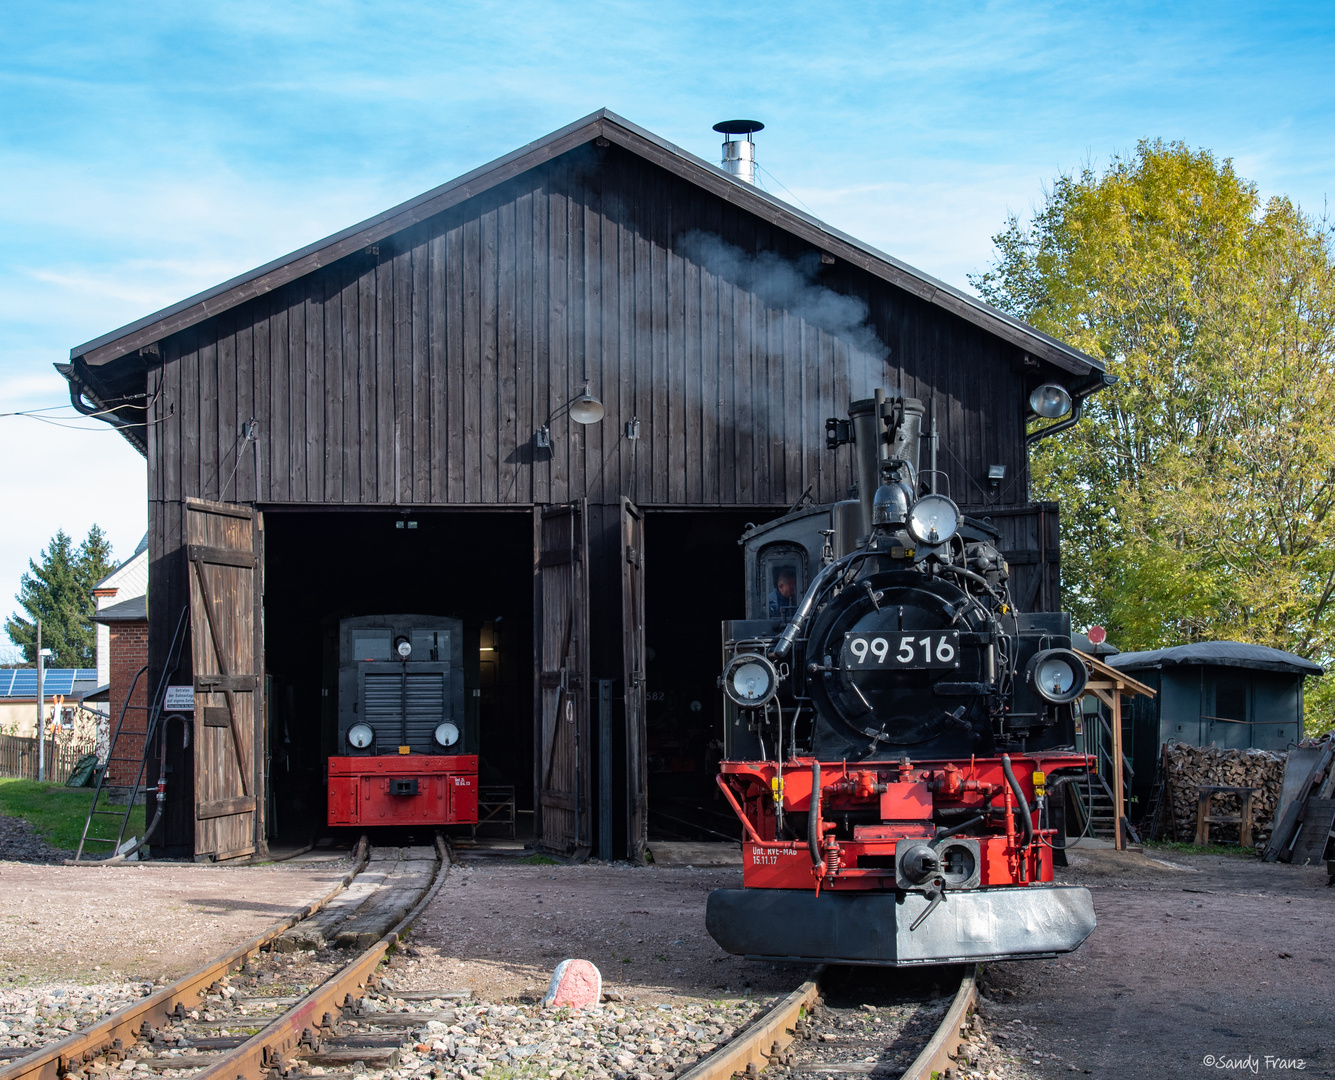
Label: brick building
xmin=92 ymin=595 xmax=149 ymax=784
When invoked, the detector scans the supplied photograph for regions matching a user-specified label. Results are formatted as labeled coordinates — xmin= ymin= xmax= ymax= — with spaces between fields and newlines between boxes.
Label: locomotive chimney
xmin=713 ymin=119 xmax=764 ymax=185
xmin=847 ymin=391 xmax=926 ymax=540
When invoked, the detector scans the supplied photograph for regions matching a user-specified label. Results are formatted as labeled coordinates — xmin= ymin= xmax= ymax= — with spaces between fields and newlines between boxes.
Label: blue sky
xmin=2 ymin=1 xmax=1332 ymax=651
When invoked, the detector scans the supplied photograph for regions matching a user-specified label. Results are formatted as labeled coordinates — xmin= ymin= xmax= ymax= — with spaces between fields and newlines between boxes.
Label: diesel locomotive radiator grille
xmin=363 ymin=670 xmax=448 ymax=746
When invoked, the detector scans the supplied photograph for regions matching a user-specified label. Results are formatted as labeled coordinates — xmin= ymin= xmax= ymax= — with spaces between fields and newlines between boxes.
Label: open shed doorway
xmin=641 ymin=510 xmax=775 ymax=843
xmin=262 ymin=510 xmax=533 ymax=843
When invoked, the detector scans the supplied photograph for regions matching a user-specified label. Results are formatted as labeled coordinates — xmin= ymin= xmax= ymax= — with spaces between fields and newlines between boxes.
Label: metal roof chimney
xmin=714 ymin=119 xmax=764 ymax=185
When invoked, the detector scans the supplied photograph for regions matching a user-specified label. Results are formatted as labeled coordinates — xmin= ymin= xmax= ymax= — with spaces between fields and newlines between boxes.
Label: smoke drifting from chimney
xmin=677 ymin=230 xmax=892 ymax=390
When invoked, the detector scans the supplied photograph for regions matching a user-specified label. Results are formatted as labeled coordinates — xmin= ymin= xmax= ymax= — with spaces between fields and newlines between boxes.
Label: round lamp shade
xmin=570 ymin=384 xmax=605 ymax=425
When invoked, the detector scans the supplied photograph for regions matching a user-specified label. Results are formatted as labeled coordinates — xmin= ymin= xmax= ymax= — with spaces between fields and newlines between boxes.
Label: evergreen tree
xmin=5 ymin=526 xmax=118 ymax=667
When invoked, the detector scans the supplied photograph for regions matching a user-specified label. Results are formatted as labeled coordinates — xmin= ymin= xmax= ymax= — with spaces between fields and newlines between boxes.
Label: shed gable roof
xmin=69 ymin=109 xmax=1102 ymax=378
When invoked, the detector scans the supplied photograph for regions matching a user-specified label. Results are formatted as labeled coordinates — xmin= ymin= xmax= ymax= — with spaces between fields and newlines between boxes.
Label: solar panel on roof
xmin=0 ymin=668 xmax=100 ymax=697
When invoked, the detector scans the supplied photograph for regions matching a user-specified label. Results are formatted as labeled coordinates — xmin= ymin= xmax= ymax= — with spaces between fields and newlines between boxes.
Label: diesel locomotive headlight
xmin=720 ymin=653 xmax=780 ymax=708
xmin=434 ymin=721 xmax=460 ymax=748
xmin=906 ymin=494 xmax=960 ymax=546
xmin=1024 ymin=648 xmax=1089 ymax=704
xmin=395 ymin=637 xmax=412 ymax=659
xmin=347 ymin=723 xmax=375 ymax=749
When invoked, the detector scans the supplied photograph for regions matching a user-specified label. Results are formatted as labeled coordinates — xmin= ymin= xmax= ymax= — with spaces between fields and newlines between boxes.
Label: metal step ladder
xmin=72 ymin=609 xmax=190 ymax=862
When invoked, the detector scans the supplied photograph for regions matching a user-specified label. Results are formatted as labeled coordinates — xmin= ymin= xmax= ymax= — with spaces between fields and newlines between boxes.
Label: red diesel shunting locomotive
xmin=705 ymin=390 xmax=1098 ymax=966
xmin=326 ymin=615 xmax=478 ymax=829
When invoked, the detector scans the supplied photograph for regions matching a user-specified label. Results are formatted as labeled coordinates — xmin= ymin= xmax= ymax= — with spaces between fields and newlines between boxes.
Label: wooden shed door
xmin=534 ymin=501 xmax=591 ymax=857
xmin=621 ymin=498 xmax=648 ymax=862
xmin=187 ymin=498 xmax=263 ymax=862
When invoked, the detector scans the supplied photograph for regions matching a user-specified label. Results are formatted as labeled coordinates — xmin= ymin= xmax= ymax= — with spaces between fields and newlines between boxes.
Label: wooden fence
xmin=0 ymin=733 xmax=98 ymax=783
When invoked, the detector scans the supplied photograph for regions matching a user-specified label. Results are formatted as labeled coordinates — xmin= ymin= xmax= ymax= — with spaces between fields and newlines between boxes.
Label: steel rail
xmin=901 ymin=965 xmax=977 ymax=1080
xmin=674 ymin=971 xmax=823 ymax=1080
xmin=673 ymin=963 xmax=975 ymax=1080
xmin=192 ymin=835 xmax=451 ymax=1080
xmin=0 ymin=838 xmax=370 ymax=1080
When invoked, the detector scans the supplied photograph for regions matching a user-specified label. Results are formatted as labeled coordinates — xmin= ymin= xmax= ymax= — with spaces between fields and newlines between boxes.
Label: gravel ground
xmin=363 ymin=977 xmax=771 ymax=1080
xmin=402 ymin=857 xmax=808 ymax=1005
xmin=976 ymin=844 xmax=1334 ymax=1080
xmin=0 ymin=853 xmax=351 ymax=1055
xmin=0 ymin=815 xmax=74 ymax=865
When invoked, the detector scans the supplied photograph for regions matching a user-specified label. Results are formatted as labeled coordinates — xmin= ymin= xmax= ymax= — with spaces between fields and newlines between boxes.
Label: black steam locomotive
xmin=707 ymin=391 xmax=1098 ymax=966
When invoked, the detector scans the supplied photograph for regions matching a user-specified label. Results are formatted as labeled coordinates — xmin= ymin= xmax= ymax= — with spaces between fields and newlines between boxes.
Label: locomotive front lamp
xmin=395 ymin=637 xmax=412 ymax=659
xmin=1024 ymin=648 xmax=1089 ymax=704
xmin=434 ymin=721 xmax=460 ymax=748
xmin=906 ymin=494 xmax=960 ymax=546
xmin=720 ymin=653 xmax=780 ymax=709
xmin=569 ymin=382 xmax=605 ymax=425
xmin=1029 ymin=383 xmax=1072 ymax=419
xmin=347 ymin=723 xmax=375 ymax=749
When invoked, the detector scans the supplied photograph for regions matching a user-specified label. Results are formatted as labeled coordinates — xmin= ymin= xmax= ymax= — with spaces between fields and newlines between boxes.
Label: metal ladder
xmin=72 ymin=609 xmax=189 ymax=862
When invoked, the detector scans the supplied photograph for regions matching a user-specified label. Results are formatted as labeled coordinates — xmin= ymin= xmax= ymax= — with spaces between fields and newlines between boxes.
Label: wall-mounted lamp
xmin=626 ymin=417 xmax=640 ymax=440
xmin=987 ymin=464 xmax=1006 ymax=489
xmin=569 ymin=382 xmax=605 ymax=425
xmin=1029 ymin=383 xmax=1072 ymax=419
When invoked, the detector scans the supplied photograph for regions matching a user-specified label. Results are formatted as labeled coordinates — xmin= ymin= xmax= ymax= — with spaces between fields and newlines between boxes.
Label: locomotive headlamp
xmin=434 ymin=721 xmax=460 ymax=748
xmin=872 ymin=482 xmax=911 ymax=526
xmin=1024 ymin=648 xmax=1089 ymax=704
xmin=347 ymin=723 xmax=375 ymax=749
xmin=395 ymin=637 xmax=412 ymax=659
xmin=721 ymin=653 xmax=780 ymax=709
xmin=906 ymin=494 xmax=960 ymax=546
xmin=1029 ymin=383 xmax=1073 ymax=419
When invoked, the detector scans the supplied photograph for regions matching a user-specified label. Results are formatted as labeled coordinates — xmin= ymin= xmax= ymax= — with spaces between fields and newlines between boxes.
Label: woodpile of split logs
xmin=1160 ymin=742 xmax=1286 ymax=847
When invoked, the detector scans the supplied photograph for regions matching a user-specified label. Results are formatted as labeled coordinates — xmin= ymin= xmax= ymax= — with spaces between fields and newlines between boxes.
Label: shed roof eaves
xmin=69 ymin=109 xmax=1102 ymax=379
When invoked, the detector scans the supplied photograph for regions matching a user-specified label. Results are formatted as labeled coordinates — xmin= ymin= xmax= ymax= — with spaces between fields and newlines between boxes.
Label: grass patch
xmin=1144 ymin=839 xmax=1258 ymax=859
xmin=0 ymin=779 xmax=147 ymax=852
xmin=516 ymin=853 xmax=559 ymax=865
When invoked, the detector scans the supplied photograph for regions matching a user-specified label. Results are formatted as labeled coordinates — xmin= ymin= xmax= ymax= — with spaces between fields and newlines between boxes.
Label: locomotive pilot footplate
xmin=705 ymin=884 xmax=1097 ymax=966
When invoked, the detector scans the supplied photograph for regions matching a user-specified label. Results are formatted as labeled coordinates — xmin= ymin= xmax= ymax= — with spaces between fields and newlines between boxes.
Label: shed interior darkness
xmin=262 ymin=510 xmax=534 ymax=842
xmin=260 ymin=506 xmax=768 ymax=848
xmin=641 ymin=511 xmax=754 ymax=843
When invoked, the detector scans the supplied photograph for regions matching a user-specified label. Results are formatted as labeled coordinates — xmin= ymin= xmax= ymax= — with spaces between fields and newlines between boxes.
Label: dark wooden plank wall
xmin=145 ymin=145 xmax=1032 ymax=515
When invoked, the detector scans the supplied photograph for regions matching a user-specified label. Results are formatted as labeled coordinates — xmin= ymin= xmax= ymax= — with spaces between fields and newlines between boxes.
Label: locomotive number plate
xmin=843 ymin=631 xmax=960 ymax=669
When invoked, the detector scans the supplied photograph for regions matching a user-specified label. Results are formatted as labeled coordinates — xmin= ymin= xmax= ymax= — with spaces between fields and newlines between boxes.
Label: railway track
xmin=678 ymin=965 xmax=976 ymax=1080
xmin=0 ymin=840 xmax=448 ymax=1080
xmin=5 ymin=844 xmax=981 ymax=1080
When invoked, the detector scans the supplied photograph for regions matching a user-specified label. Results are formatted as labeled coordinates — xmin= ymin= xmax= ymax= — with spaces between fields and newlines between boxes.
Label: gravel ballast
xmin=0 ymin=854 xmax=350 ymax=1054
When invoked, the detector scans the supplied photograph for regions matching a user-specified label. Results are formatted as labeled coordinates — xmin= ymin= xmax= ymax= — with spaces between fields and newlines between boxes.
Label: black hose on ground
xmin=808 ymin=761 xmax=822 ymax=867
xmin=1001 ymin=754 xmax=1034 ymax=847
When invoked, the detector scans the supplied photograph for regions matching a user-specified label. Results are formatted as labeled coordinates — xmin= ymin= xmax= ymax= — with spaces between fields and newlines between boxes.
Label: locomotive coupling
xmin=898 ymin=842 xmax=940 ymax=884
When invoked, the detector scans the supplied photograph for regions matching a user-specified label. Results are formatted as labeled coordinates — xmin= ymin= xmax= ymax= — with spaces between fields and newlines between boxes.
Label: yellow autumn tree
xmin=972 ymin=140 xmax=1335 ymax=731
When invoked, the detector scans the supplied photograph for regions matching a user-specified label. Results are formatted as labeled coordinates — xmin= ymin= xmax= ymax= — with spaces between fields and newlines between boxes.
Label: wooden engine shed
xmin=59 ymin=109 xmax=1106 ymax=861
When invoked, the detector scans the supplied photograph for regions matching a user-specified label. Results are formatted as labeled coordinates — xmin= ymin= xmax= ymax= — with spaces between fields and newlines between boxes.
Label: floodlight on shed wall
xmin=1029 ymin=383 xmax=1072 ymax=419
xmin=569 ymin=382 xmax=605 ymax=425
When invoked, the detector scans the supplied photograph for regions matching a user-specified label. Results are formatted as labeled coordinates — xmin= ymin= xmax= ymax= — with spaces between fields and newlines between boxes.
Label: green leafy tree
xmin=972 ymin=140 xmax=1335 ymax=733
xmin=5 ymin=526 xmax=117 ymax=668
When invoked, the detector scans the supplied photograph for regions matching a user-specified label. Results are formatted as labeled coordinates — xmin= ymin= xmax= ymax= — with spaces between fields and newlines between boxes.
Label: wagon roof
xmin=1107 ymin=641 xmax=1324 ymax=677
xmin=68 ymin=109 xmax=1103 ymax=377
